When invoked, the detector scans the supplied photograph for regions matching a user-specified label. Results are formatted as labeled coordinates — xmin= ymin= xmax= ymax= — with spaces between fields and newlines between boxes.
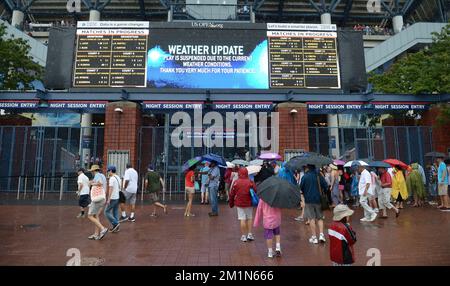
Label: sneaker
xmin=119 ymin=215 xmax=128 ymax=222
xmin=319 ymin=233 xmax=326 ymax=243
xmin=440 ymin=207 xmax=450 ymax=212
xmin=275 ymin=249 xmax=282 ymax=257
xmin=76 ymin=213 xmax=84 ymax=219
xmin=294 ymin=216 xmax=304 ymax=221
xmin=267 ymin=250 xmax=274 ymax=258
xmin=428 ymin=201 xmax=438 ymax=205
xmin=309 ymin=236 xmax=318 ymax=244
xmin=360 ymin=217 xmax=369 ymax=222
xmin=247 ymin=233 xmax=255 ymax=241
xmin=97 ymin=228 xmax=108 ymax=240
xmin=128 ymin=216 xmax=136 ymax=222
xmin=369 ymin=212 xmax=377 ymax=222
xmin=240 ymin=235 xmax=247 ymax=242
xmin=112 ymin=223 xmax=120 ymax=233
xmin=208 ymin=212 xmax=218 ymax=217
xmin=374 ymin=208 xmax=379 ymax=213
xmin=88 ymin=234 xmax=98 ymax=240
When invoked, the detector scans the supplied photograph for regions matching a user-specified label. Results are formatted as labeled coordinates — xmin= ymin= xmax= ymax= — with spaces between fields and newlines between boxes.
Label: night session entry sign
xmin=72 ymin=22 xmax=340 ymax=89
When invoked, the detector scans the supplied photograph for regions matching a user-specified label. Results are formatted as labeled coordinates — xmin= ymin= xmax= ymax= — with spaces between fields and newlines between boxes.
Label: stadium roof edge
xmin=0 ymin=91 xmax=449 ymax=103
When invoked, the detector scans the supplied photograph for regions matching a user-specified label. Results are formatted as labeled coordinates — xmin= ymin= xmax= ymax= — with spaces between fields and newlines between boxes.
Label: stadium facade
xmin=0 ymin=1 xmax=449 ymax=195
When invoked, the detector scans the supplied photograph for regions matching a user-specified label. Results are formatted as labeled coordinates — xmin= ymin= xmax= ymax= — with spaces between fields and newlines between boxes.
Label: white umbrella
xmin=344 ymin=160 xmax=368 ymax=168
xmin=226 ymin=161 xmax=235 ymax=168
xmin=246 ymin=165 xmax=262 ymax=175
xmin=249 ymin=159 xmax=263 ymax=166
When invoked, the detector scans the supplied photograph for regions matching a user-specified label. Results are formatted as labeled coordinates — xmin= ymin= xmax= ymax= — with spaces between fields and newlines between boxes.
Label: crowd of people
xmin=75 ymin=153 xmax=450 ymax=266
xmin=353 ymin=24 xmax=395 ymax=35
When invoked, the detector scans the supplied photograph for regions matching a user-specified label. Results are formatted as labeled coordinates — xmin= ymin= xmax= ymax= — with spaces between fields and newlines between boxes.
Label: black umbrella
xmin=257 ymin=176 xmax=301 ymax=209
xmin=286 ymin=153 xmax=332 ymax=171
xmin=367 ymin=161 xmax=391 ymax=168
xmin=425 ymin=151 xmax=446 ymax=158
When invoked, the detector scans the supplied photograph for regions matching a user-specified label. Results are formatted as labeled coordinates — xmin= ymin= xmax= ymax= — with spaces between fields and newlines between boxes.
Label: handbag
xmin=194 ymin=181 xmax=200 ymax=191
xmin=317 ymin=175 xmax=329 ymax=211
xmin=90 ymin=185 xmax=106 ymax=203
xmin=250 ymin=188 xmax=259 ymax=207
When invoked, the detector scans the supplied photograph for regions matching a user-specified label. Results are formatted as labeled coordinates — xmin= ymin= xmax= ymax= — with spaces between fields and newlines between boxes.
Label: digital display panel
xmin=72 ymin=22 xmax=341 ymax=89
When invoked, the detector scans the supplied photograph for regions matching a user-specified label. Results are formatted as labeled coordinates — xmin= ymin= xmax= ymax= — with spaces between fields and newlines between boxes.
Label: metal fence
xmin=0 ymin=126 xmax=104 ymax=195
xmin=308 ymin=126 xmax=433 ymax=166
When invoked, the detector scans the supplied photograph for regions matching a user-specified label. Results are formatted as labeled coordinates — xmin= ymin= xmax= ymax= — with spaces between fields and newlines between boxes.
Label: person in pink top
xmin=253 ymin=198 xmax=282 ymax=258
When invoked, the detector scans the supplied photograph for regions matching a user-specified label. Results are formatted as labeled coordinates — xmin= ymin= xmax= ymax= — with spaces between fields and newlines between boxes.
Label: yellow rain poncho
xmin=406 ymin=163 xmax=426 ymax=199
xmin=391 ymin=168 xmax=408 ymax=200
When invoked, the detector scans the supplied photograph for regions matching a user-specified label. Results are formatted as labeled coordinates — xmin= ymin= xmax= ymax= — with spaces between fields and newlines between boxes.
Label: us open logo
xmin=367 ymin=0 xmax=381 ymax=13
xmin=66 ymin=0 xmax=81 ymax=13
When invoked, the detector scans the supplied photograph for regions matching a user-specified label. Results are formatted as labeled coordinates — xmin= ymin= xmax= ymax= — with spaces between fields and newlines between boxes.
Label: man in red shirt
xmin=378 ymin=167 xmax=400 ymax=218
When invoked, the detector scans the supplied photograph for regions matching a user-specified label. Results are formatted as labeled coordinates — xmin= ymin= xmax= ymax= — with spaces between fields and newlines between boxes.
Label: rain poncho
xmin=350 ymin=174 xmax=359 ymax=196
xmin=406 ymin=163 xmax=426 ymax=199
xmin=278 ymin=162 xmax=297 ymax=186
xmin=391 ymin=168 xmax=408 ymax=200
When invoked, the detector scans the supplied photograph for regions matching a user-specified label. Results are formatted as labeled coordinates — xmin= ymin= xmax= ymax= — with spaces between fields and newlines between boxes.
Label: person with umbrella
xmin=427 ymin=161 xmax=439 ymax=205
xmin=198 ymin=161 xmax=210 ymax=204
xmin=253 ymin=194 xmax=282 ymax=258
xmin=184 ymin=165 xmax=196 ymax=217
xmin=207 ymin=160 xmax=221 ymax=217
xmin=254 ymin=175 xmax=302 ymax=257
xmin=300 ymin=164 xmax=329 ymax=244
xmin=377 ymin=166 xmax=400 ymax=218
xmin=229 ymin=168 xmax=257 ymax=242
xmin=254 ymin=161 xmax=274 ymax=185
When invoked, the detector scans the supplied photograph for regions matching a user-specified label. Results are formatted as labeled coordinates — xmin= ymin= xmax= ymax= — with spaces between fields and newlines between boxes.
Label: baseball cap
xmin=107 ymin=165 xmax=116 ymax=173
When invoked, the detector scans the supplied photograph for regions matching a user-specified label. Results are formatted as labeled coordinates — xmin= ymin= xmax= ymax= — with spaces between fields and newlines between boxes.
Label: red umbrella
xmin=383 ymin=159 xmax=409 ymax=169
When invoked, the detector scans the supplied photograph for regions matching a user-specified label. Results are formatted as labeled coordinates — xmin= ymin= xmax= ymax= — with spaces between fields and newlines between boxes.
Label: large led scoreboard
xmin=72 ymin=21 xmax=343 ymax=90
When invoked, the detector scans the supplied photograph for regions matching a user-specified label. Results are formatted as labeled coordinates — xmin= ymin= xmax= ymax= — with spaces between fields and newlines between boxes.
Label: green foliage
xmin=0 ymin=23 xmax=43 ymax=90
xmin=369 ymin=23 xmax=450 ymax=124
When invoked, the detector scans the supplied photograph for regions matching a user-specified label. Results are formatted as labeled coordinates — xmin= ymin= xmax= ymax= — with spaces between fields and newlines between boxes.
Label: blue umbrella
xmin=202 ymin=153 xmax=227 ymax=166
xmin=182 ymin=156 xmax=202 ymax=172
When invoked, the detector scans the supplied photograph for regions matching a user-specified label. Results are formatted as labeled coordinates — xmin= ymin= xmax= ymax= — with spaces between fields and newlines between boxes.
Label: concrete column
xmin=392 ymin=15 xmax=404 ymax=34
xmin=168 ymin=6 xmax=173 ymax=22
xmin=80 ymin=113 xmax=93 ymax=169
xmin=79 ymin=9 xmax=101 ymax=165
xmin=320 ymin=12 xmax=331 ymax=24
xmin=250 ymin=6 xmax=255 ymax=23
xmin=11 ymin=10 xmax=25 ymax=29
xmin=89 ymin=9 xmax=101 ymax=21
xmin=327 ymin=114 xmax=340 ymax=159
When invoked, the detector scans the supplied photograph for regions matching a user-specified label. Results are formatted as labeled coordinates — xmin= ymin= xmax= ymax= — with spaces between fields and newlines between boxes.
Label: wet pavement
xmin=1 ymin=201 xmax=449 ymax=266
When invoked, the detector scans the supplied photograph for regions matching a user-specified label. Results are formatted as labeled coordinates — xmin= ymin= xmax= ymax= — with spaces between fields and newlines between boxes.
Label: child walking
xmin=253 ymin=197 xmax=282 ymax=258
xmin=328 ymin=204 xmax=357 ymax=266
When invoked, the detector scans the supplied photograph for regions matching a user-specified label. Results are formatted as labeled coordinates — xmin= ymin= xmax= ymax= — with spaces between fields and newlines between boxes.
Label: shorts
xmin=237 ymin=207 xmax=253 ymax=220
xmin=185 ymin=187 xmax=195 ymax=194
xmin=78 ymin=194 xmax=90 ymax=208
xmin=201 ymin=184 xmax=208 ymax=193
xmin=149 ymin=192 xmax=159 ymax=204
xmin=438 ymin=184 xmax=448 ymax=196
xmin=119 ymin=191 xmax=126 ymax=204
xmin=88 ymin=198 xmax=105 ymax=215
xmin=304 ymin=204 xmax=324 ymax=220
xmin=264 ymin=226 xmax=280 ymax=240
xmin=124 ymin=191 xmax=137 ymax=205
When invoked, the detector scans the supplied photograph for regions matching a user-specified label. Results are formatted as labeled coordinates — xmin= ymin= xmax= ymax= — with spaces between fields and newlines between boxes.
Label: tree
xmin=369 ymin=23 xmax=450 ymax=124
xmin=0 ymin=23 xmax=43 ymax=90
